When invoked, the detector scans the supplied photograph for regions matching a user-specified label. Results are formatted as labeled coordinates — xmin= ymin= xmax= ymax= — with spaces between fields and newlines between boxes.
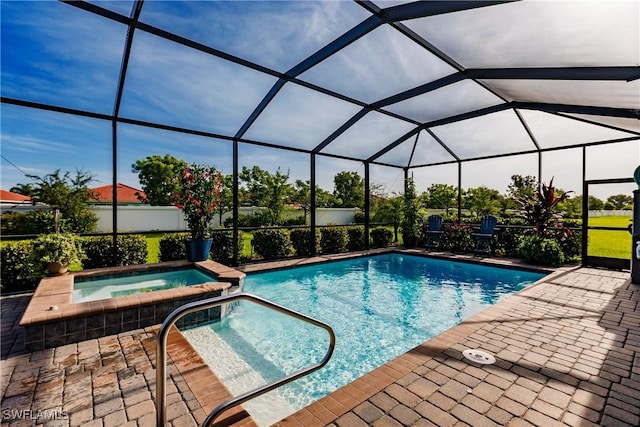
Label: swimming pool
xmin=183 ymin=254 xmax=545 ymax=425
xmin=73 ymin=268 xmax=217 ymax=303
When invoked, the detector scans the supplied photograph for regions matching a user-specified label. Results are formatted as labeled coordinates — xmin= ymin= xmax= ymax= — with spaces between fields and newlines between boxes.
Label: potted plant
xmin=29 ymin=233 xmax=84 ymax=276
xmin=174 ymin=163 xmax=222 ymax=262
xmin=401 ymin=176 xmax=421 ymax=248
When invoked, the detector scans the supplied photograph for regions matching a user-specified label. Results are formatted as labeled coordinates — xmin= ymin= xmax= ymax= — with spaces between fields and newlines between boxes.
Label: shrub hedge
xmin=159 ymin=233 xmax=188 ymax=262
xmin=371 ymin=227 xmax=392 ymax=248
xmin=517 ymin=235 xmax=565 ymax=267
xmin=290 ymin=228 xmax=320 ymax=256
xmin=320 ymin=227 xmax=348 ymax=254
xmin=81 ymin=235 xmax=148 ymax=269
xmin=439 ymin=222 xmax=475 ymax=253
xmin=252 ymin=229 xmax=291 ymax=260
xmin=0 ymin=241 xmax=39 ymax=293
xmin=210 ymin=230 xmax=240 ymax=265
xmin=1 ymin=210 xmax=62 ymax=235
xmin=346 ymin=226 xmax=366 ymax=251
xmin=494 ymin=218 xmax=528 ymax=257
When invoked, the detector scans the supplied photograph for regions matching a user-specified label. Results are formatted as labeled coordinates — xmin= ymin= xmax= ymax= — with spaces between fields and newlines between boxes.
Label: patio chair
xmin=424 ymin=214 xmax=444 ymax=250
xmin=472 ymin=215 xmax=497 ymax=256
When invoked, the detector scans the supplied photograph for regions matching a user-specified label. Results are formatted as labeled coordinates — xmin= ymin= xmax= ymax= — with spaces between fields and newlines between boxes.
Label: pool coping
xmin=174 ymin=249 xmax=573 ymax=426
xmin=19 ymin=260 xmax=246 ymax=351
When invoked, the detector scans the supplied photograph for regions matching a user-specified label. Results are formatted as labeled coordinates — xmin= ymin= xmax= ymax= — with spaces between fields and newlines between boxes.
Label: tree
xmin=9 ymin=183 xmax=34 ymax=197
xmin=239 ymin=166 xmax=292 ymax=225
xmin=588 ymin=195 xmax=604 ymax=210
xmin=27 ymin=169 xmax=98 ymax=233
xmin=372 ymin=195 xmax=403 ymax=242
xmin=290 ymin=180 xmax=335 ymax=223
xmin=424 ymin=183 xmax=458 ymax=216
xmin=401 ymin=176 xmax=421 ymax=247
xmin=315 ymin=186 xmax=334 ymax=208
xmin=464 ymin=186 xmax=503 ymax=217
xmin=216 ymin=174 xmax=234 ymax=226
xmin=507 ymin=175 xmax=537 ymax=200
xmin=505 ymin=174 xmax=537 ymax=211
xmin=558 ymin=195 xmax=582 ymax=219
xmin=606 ymin=194 xmax=633 ymax=210
xmin=131 ymin=154 xmax=187 ymax=205
xmin=333 ymin=171 xmax=364 ymax=208
xmin=291 ymin=180 xmax=311 ymax=220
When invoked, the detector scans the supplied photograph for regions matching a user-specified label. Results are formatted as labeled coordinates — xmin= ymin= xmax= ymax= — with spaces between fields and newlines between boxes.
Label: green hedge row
xmin=419 ymin=218 xmax=582 ymax=265
xmin=158 ymin=230 xmax=241 ymax=265
xmin=252 ymin=226 xmax=393 ymax=260
xmin=0 ymin=234 xmax=148 ymax=294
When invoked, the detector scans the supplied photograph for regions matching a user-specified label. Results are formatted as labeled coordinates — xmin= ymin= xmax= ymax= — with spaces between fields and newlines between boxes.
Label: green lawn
xmin=145 ymin=233 xmax=163 ymax=264
xmin=587 ymin=215 xmax=632 ymax=259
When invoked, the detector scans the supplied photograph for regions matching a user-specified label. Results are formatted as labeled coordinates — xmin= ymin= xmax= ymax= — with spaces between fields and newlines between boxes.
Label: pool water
xmin=183 ymin=254 xmax=545 ymax=425
xmin=73 ymin=268 xmax=217 ymax=302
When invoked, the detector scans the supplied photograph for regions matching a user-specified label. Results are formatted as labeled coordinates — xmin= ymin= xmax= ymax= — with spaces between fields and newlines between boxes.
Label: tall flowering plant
xmin=174 ymin=164 xmax=222 ymax=239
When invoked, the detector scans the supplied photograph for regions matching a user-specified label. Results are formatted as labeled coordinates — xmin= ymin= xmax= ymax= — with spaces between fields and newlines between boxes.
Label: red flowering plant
xmin=174 ymin=164 xmax=222 ymax=239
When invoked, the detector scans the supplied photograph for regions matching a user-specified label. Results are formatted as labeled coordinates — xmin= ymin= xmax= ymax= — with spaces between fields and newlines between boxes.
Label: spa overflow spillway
xmin=182 ymin=254 xmax=546 ymax=425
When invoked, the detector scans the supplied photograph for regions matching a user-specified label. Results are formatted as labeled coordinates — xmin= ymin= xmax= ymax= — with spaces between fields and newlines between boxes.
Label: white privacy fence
xmin=588 ymin=210 xmax=632 ymax=217
xmin=0 ymin=205 xmax=359 ymax=232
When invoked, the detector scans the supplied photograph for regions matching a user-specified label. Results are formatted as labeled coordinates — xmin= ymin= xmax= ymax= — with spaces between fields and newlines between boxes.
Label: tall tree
xmin=372 ymin=195 xmax=403 ymax=242
xmin=216 ymin=173 xmax=234 ymax=226
xmin=588 ymin=195 xmax=604 ymax=210
xmin=464 ymin=186 xmax=503 ymax=217
xmin=27 ymin=169 xmax=98 ymax=233
xmin=9 ymin=183 xmax=34 ymax=197
xmin=131 ymin=154 xmax=187 ymax=205
xmin=424 ymin=183 xmax=458 ymax=216
xmin=239 ymin=166 xmax=292 ymax=225
xmin=333 ymin=171 xmax=364 ymax=208
xmin=606 ymin=194 xmax=633 ymax=210
xmin=505 ymin=174 xmax=537 ymax=211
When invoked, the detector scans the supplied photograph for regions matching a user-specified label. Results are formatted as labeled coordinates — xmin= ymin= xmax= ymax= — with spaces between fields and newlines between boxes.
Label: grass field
xmin=587 ymin=215 xmax=633 ymax=259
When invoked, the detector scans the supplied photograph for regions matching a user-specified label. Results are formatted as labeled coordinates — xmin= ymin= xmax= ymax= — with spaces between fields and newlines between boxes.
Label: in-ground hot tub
xmin=20 ymin=260 xmax=245 ymax=351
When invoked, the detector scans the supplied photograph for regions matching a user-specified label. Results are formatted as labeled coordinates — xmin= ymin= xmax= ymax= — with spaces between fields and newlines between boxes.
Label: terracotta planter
xmin=47 ymin=262 xmax=69 ymax=276
xmin=185 ymin=238 xmax=213 ymax=262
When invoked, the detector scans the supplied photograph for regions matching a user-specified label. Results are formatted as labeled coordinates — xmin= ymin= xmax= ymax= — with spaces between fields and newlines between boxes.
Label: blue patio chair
xmin=472 ymin=215 xmax=497 ymax=256
xmin=424 ymin=214 xmax=443 ymax=250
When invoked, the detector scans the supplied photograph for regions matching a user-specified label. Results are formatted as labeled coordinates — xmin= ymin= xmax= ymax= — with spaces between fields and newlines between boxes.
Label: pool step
xmin=183 ymin=325 xmax=297 ymax=426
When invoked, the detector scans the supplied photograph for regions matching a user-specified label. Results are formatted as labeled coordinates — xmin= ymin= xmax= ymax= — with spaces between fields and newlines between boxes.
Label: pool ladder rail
xmin=155 ymin=292 xmax=336 ymax=427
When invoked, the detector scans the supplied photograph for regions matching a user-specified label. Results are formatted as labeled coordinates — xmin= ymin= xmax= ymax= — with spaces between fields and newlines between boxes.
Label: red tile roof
xmin=0 ymin=189 xmax=31 ymax=203
xmin=90 ymin=183 xmax=146 ymax=203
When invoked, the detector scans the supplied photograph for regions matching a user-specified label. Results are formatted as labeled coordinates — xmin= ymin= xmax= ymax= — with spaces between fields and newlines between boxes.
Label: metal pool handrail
xmin=155 ymin=292 xmax=336 ymax=427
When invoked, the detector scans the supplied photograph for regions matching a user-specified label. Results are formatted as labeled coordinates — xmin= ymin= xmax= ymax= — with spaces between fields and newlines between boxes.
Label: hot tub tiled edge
xmin=20 ymin=260 xmax=245 ymax=351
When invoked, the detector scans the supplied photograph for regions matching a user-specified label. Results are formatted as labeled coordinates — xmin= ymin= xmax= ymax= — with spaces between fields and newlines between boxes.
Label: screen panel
xmin=321 ymin=111 xmax=417 ymax=159
xmin=243 ymin=82 xmax=362 ymax=151
xmin=384 ymin=80 xmax=504 ymax=123
xmin=1 ymin=1 xmax=127 ymax=114
xmin=138 ymin=0 xmax=369 ymax=72
xmin=405 ymin=1 xmax=639 ymax=67
xmin=520 ymin=110 xmax=636 ymax=149
xmin=120 ymin=31 xmax=277 ymax=136
xmin=300 ymin=25 xmax=455 ymax=103
xmin=430 ymin=110 xmax=536 ymax=160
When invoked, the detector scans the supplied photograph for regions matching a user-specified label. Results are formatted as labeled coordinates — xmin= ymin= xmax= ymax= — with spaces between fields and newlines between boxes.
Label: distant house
xmin=0 ymin=189 xmax=32 ymax=207
xmin=89 ymin=183 xmax=147 ymax=204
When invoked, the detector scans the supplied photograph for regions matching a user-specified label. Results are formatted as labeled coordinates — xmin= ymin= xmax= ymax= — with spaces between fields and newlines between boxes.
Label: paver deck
xmin=1 ymin=252 xmax=639 ymax=426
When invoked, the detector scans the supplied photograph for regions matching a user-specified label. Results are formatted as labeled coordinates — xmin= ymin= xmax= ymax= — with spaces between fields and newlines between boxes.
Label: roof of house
xmin=90 ymin=183 xmax=146 ymax=204
xmin=0 ymin=189 xmax=31 ymax=203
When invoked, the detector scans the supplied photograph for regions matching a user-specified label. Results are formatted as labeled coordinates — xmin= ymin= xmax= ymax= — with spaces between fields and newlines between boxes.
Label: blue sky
xmin=1 ymin=0 xmax=638 ymax=199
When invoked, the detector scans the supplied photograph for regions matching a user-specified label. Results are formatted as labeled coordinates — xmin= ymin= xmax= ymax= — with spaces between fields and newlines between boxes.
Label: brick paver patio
xmin=1 ymin=255 xmax=639 ymax=426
